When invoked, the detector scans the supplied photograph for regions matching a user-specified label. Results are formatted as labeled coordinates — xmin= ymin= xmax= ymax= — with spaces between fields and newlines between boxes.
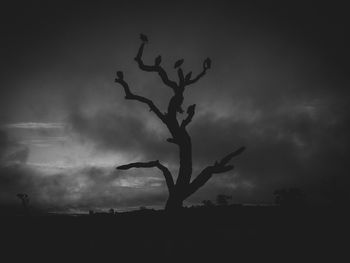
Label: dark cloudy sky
xmin=0 ymin=0 xmax=348 ymax=212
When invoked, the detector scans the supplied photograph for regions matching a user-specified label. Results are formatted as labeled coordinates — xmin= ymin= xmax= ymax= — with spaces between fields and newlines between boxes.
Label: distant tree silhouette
xmin=16 ymin=193 xmax=29 ymax=212
xmin=201 ymin=200 xmax=214 ymax=207
xmin=216 ymin=194 xmax=232 ymax=206
xmin=273 ymin=188 xmax=305 ymax=207
xmin=115 ymin=34 xmax=245 ymax=211
xmin=109 ymin=208 xmax=115 ymax=214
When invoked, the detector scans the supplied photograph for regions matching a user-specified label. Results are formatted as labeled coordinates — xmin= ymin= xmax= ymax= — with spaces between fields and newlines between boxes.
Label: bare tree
xmin=115 ymin=34 xmax=245 ymax=211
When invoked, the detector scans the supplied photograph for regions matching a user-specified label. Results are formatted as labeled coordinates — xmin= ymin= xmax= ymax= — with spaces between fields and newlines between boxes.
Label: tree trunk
xmin=165 ymin=192 xmax=184 ymax=211
xmin=176 ymin=133 xmax=192 ymax=187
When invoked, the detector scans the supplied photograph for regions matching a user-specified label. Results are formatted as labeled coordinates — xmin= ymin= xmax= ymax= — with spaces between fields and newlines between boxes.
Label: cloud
xmin=0 ymin=1 xmax=348 ymax=210
xmin=5 ymin=147 xmax=29 ymax=164
xmin=0 ymin=129 xmax=30 ymax=164
xmin=4 ymin=122 xmax=66 ymax=129
xmin=1 ymin=124 xmax=169 ymax=211
xmin=0 ymin=130 xmax=9 ymax=159
xmin=0 ymin=163 xmax=168 ymax=211
xmin=68 ymin=108 xmax=175 ymax=162
xmin=1 ymin=93 xmax=345 ymax=210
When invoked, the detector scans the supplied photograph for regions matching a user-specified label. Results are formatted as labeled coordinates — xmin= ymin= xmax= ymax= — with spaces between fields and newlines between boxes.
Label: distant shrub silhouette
xmin=273 ymin=188 xmax=305 ymax=207
xmin=109 ymin=208 xmax=115 ymax=214
xmin=16 ymin=193 xmax=29 ymax=213
xmin=216 ymin=194 xmax=232 ymax=206
xmin=201 ymin=200 xmax=215 ymax=207
xmin=115 ymin=34 xmax=245 ymax=211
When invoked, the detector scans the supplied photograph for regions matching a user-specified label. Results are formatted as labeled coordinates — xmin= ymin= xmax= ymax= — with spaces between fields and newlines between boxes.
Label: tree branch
xmin=134 ymin=42 xmax=178 ymax=91
xmin=166 ymin=138 xmax=178 ymax=144
xmin=186 ymin=146 xmax=245 ymax=198
xmin=218 ymin=146 xmax=246 ymax=166
xmin=181 ymin=104 xmax=196 ymax=128
xmin=177 ymin=68 xmax=185 ymax=87
xmin=117 ymin=160 xmax=175 ymax=193
xmin=186 ymin=69 xmax=206 ymax=86
xmin=185 ymin=58 xmax=211 ymax=86
xmin=115 ymin=75 xmax=166 ymax=122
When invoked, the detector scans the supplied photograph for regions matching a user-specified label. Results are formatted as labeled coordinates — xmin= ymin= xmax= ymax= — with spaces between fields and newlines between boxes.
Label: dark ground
xmin=1 ymin=206 xmax=337 ymax=263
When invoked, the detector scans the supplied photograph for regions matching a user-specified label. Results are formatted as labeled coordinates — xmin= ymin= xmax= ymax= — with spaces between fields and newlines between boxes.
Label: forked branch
xmin=217 ymin=146 xmax=246 ymax=167
xmin=184 ymin=58 xmax=211 ymax=86
xmin=135 ymin=42 xmax=178 ymax=91
xmin=181 ymin=104 xmax=196 ymax=128
xmin=186 ymin=147 xmax=246 ymax=198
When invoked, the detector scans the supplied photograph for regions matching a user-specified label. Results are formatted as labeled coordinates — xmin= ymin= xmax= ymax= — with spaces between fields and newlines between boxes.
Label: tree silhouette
xmin=16 ymin=193 xmax=29 ymax=212
xmin=115 ymin=34 xmax=245 ymax=211
xmin=216 ymin=194 xmax=232 ymax=206
xmin=201 ymin=200 xmax=214 ymax=207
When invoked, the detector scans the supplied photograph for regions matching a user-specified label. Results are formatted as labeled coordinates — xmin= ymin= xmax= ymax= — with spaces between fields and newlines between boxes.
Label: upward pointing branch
xmin=114 ymin=75 xmax=166 ymax=123
xmin=117 ymin=160 xmax=175 ymax=193
xmin=184 ymin=58 xmax=211 ymax=86
xmin=186 ymin=147 xmax=246 ymax=198
xmin=135 ymin=42 xmax=178 ymax=91
xmin=181 ymin=104 xmax=196 ymax=128
xmin=217 ymin=146 xmax=246 ymax=166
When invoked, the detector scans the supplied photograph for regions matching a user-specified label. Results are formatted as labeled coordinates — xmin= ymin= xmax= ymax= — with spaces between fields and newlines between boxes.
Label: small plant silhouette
xmin=16 ymin=193 xmax=29 ymax=212
xmin=115 ymin=34 xmax=245 ymax=211
xmin=216 ymin=194 xmax=232 ymax=206
xmin=109 ymin=208 xmax=115 ymax=214
xmin=201 ymin=200 xmax=215 ymax=207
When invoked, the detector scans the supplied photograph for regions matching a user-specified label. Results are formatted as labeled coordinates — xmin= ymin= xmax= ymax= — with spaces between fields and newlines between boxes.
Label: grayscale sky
xmin=0 ymin=0 xmax=347 ymax=212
